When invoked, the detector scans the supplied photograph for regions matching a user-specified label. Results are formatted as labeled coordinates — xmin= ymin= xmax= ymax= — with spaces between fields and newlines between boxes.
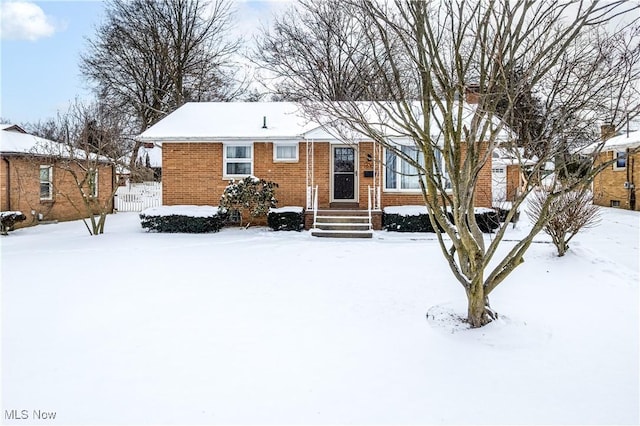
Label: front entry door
xmin=332 ymin=146 xmax=357 ymax=201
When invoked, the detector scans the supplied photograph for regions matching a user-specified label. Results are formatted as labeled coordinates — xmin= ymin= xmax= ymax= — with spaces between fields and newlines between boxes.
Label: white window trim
xmin=613 ymin=150 xmax=627 ymax=171
xmin=273 ymin=143 xmax=299 ymax=163
xmin=383 ymin=146 xmax=425 ymax=193
xmin=39 ymin=165 xmax=53 ymax=200
xmin=223 ymin=143 xmax=254 ymax=178
xmin=383 ymin=146 xmax=452 ymax=193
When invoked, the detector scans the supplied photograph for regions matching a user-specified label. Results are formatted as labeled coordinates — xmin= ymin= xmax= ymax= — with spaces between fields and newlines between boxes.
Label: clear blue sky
xmin=0 ymin=0 xmax=283 ymax=126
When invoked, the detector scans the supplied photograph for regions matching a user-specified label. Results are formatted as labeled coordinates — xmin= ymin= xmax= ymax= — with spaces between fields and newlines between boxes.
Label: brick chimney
xmin=465 ymin=84 xmax=481 ymax=104
xmin=600 ymin=124 xmax=616 ymax=141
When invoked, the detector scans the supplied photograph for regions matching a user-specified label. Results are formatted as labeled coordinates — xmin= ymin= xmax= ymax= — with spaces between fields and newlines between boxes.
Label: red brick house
xmin=1 ymin=124 xmax=116 ymax=228
xmin=592 ymin=129 xmax=640 ymax=211
xmin=138 ymin=102 xmax=505 ymax=233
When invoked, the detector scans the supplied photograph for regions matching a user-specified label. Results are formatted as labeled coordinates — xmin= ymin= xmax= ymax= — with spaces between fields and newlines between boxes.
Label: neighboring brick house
xmin=593 ymin=129 xmax=640 ymax=211
xmin=0 ymin=124 xmax=116 ymax=228
xmin=491 ymin=148 xmax=535 ymax=205
xmin=138 ymin=102 xmax=504 ymax=231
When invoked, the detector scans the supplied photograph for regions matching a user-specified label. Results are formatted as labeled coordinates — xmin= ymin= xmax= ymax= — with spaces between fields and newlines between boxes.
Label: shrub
xmin=527 ymin=187 xmax=600 ymax=256
xmin=140 ymin=205 xmax=227 ymax=233
xmin=0 ymin=211 xmax=27 ymax=235
xmin=383 ymin=207 xmax=439 ymax=232
xmin=219 ymin=176 xmax=278 ymax=227
xmin=267 ymin=207 xmax=304 ymax=231
xmin=383 ymin=206 xmax=500 ymax=233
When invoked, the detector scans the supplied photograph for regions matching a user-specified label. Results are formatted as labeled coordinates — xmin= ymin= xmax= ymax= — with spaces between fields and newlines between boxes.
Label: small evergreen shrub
xmin=140 ymin=206 xmax=227 ymax=233
xmin=471 ymin=209 xmax=501 ymax=233
xmin=383 ymin=211 xmax=439 ymax=232
xmin=383 ymin=206 xmax=500 ymax=233
xmin=267 ymin=207 xmax=304 ymax=231
xmin=0 ymin=211 xmax=27 ymax=235
xmin=219 ymin=176 xmax=278 ymax=227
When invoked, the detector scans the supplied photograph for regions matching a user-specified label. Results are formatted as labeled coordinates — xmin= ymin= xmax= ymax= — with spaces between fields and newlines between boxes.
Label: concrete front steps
xmin=311 ymin=209 xmax=373 ymax=238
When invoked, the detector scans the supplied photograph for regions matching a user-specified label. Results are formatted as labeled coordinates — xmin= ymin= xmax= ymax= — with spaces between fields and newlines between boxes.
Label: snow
xmin=579 ymin=130 xmax=640 ymax=154
xmin=0 ymin=128 xmax=56 ymax=154
xmin=140 ymin=205 xmax=222 ymax=218
xmin=269 ymin=206 xmax=304 ymax=214
xmin=1 ymin=205 xmax=638 ymax=424
xmin=137 ymin=101 xmax=514 ymax=144
xmin=0 ymin=211 xmax=24 ymax=219
xmin=138 ymin=102 xmax=316 ymax=141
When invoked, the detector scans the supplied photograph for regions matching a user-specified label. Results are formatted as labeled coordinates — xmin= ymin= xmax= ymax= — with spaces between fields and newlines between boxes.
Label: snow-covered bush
xmin=219 ymin=176 xmax=278 ymax=227
xmin=0 ymin=211 xmax=27 ymax=235
xmin=267 ymin=206 xmax=304 ymax=231
xmin=140 ymin=206 xmax=227 ymax=233
xmin=383 ymin=206 xmax=500 ymax=233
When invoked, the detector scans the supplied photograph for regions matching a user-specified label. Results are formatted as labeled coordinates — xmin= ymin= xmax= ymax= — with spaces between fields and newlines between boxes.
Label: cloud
xmin=1 ymin=1 xmax=57 ymax=41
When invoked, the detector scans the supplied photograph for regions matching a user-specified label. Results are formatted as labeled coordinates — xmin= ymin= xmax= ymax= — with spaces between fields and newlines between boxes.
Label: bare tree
xmin=80 ymin=0 xmax=244 ymax=172
xmin=30 ymin=101 xmax=126 ymax=235
xmin=253 ymin=0 xmax=400 ymax=101
xmin=296 ymin=0 xmax=639 ymax=327
xmin=528 ymin=187 xmax=601 ymax=257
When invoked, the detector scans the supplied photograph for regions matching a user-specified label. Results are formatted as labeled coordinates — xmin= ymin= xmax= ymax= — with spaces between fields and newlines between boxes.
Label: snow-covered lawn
xmin=2 ymin=207 xmax=638 ymax=424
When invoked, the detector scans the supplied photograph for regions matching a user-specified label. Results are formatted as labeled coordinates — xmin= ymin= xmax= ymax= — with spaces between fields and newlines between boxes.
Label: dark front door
xmin=333 ymin=146 xmax=356 ymax=200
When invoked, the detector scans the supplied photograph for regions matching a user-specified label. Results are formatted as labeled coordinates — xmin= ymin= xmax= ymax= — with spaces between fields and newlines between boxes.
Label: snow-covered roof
xmin=580 ymin=130 xmax=640 ymax=154
xmin=0 ymin=124 xmax=26 ymax=133
xmin=138 ymin=102 xmax=317 ymax=141
xmin=0 ymin=126 xmax=57 ymax=154
xmin=492 ymin=147 xmax=537 ymax=166
xmin=602 ymin=130 xmax=640 ymax=151
xmin=138 ymin=101 xmax=514 ymax=143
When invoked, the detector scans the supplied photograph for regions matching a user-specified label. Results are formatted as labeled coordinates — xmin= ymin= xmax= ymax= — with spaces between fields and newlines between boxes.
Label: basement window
xmin=610 ymin=200 xmax=621 ymax=208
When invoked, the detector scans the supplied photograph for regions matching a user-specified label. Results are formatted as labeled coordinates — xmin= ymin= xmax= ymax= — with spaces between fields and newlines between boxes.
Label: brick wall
xmin=0 ymin=155 xmax=114 ymax=228
xmin=593 ymin=150 xmax=639 ymax=211
xmin=162 ymin=140 xmax=494 ymax=212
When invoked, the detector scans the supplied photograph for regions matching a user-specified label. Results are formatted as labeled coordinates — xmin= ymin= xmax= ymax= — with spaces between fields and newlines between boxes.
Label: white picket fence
xmin=115 ymin=182 xmax=162 ymax=212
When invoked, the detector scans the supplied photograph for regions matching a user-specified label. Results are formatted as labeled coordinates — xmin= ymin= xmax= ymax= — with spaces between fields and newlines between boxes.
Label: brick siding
xmin=1 ymin=155 xmax=115 ymax=228
xmin=162 ymin=140 xmax=493 ymax=217
xmin=593 ymin=150 xmax=639 ymax=211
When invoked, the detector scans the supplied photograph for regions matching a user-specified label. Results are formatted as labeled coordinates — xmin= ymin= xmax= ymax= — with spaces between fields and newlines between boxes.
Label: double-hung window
xmin=224 ymin=144 xmax=253 ymax=177
xmin=385 ymin=145 xmax=425 ymax=191
xmin=273 ymin=143 xmax=298 ymax=162
xmin=39 ymin=165 xmax=53 ymax=200
xmin=614 ymin=151 xmax=626 ymax=170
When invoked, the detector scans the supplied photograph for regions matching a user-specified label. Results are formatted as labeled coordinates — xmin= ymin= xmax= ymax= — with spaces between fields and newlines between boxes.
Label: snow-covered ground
xmin=1 ymin=206 xmax=638 ymax=425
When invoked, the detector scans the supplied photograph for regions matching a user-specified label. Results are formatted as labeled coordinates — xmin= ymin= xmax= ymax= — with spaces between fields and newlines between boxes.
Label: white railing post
xmin=312 ymin=185 xmax=319 ymax=228
xmin=376 ymin=185 xmax=381 ymax=210
xmin=367 ymin=186 xmax=373 ymax=230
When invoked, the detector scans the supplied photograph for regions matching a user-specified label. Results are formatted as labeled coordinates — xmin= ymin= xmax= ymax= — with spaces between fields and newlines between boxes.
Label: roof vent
xmin=262 ymin=116 xmax=267 ymax=129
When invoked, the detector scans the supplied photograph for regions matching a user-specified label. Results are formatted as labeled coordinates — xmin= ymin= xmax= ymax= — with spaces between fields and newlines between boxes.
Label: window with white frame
xmin=39 ymin=165 xmax=53 ymax=200
xmin=614 ymin=151 xmax=626 ymax=170
xmin=385 ymin=146 xmax=450 ymax=191
xmin=273 ymin=143 xmax=298 ymax=162
xmin=384 ymin=145 xmax=425 ymax=190
xmin=87 ymin=168 xmax=98 ymax=198
xmin=224 ymin=144 xmax=253 ymax=177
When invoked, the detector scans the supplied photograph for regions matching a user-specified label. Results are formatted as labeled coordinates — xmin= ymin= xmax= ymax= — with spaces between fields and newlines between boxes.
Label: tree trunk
xmin=466 ymin=278 xmax=497 ymax=328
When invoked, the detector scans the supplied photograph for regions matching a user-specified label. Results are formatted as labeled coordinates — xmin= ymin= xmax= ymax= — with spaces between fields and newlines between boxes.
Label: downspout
xmin=2 ymin=157 xmax=10 ymax=211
